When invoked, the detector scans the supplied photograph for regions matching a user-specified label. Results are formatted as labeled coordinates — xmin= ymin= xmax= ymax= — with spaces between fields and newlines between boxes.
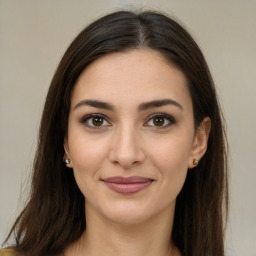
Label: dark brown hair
xmin=5 ymin=10 xmax=228 ymax=256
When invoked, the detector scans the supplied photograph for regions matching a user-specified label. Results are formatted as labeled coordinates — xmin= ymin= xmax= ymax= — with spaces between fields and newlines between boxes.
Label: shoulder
xmin=0 ymin=248 xmax=16 ymax=256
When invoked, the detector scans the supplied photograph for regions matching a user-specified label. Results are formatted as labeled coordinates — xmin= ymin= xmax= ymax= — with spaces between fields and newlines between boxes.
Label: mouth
xmin=102 ymin=176 xmax=154 ymax=194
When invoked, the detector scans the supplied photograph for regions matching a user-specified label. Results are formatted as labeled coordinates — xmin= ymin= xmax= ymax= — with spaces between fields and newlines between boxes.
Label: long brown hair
xmin=4 ymin=10 xmax=228 ymax=256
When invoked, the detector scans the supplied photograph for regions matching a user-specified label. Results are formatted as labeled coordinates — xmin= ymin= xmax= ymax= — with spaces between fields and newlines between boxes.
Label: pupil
xmin=153 ymin=117 xmax=164 ymax=126
xmin=92 ymin=117 xmax=103 ymax=126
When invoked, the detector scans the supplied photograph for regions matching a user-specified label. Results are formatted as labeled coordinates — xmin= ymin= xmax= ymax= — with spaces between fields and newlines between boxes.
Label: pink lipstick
xmin=103 ymin=176 xmax=153 ymax=194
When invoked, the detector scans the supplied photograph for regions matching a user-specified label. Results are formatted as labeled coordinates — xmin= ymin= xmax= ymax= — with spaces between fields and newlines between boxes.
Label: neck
xmin=67 ymin=202 xmax=180 ymax=256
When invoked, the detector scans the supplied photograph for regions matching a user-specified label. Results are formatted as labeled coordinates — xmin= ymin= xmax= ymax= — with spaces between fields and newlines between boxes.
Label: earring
xmin=193 ymin=159 xmax=199 ymax=166
xmin=64 ymin=159 xmax=71 ymax=165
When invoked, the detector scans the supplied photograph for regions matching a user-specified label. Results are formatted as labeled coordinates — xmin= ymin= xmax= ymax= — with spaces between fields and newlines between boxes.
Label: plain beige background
xmin=0 ymin=1 xmax=255 ymax=255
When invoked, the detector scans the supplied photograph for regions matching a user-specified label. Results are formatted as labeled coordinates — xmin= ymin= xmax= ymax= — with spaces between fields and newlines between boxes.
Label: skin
xmin=64 ymin=49 xmax=210 ymax=256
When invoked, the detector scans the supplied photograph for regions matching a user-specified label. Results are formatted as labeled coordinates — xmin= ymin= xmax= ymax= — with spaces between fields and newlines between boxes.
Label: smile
xmin=102 ymin=176 xmax=154 ymax=194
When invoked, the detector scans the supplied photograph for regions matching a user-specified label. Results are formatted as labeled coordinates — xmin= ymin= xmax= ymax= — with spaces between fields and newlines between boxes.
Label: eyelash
xmin=80 ymin=113 xmax=175 ymax=130
xmin=145 ymin=113 xmax=176 ymax=128
xmin=80 ymin=114 xmax=111 ymax=130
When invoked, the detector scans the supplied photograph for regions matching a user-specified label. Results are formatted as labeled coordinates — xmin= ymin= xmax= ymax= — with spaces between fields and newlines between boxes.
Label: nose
xmin=108 ymin=124 xmax=146 ymax=169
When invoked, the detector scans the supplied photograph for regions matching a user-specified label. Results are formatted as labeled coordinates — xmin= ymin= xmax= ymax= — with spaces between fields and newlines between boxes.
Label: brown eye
xmin=81 ymin=114 xmax=111 ymax=129
xmin=153 ymin=117 xmax=165 ymax=126
xmin=92 ymin=117 xmax=104 ymax=126
xmin=145 ymin=113 xmax=175 ymax=128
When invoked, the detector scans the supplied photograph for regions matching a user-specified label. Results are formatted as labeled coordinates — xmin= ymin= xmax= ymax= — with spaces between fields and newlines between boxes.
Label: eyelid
xmin=80 ymin=113 xmax=112 ymax=129
xmin=80 ymin=112 xmax=175 ymax=129
xmin=144 ymin=113 xmax=176 ymax=128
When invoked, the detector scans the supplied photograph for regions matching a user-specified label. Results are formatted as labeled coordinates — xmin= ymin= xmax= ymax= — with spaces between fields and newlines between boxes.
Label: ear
xmin=63 ymin=137 xmax=73 ymax=168
xmin=188 ymin=117 xmax=211 ymax=169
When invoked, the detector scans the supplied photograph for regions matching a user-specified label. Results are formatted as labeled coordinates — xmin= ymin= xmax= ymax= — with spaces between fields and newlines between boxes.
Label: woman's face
xmin=65 ymin=49 xmax=208 ymax=225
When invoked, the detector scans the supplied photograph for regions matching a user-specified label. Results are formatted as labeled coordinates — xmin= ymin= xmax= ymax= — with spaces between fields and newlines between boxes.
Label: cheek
xmin=151 ymin=135 xmax=192 ymax=168
xmin=68 ymin=131 xmax=111 ymax=194
xmin=69 ymin=129 xmax=109 ymax=169
xmin=69 ymin=141 xmax=106 ymax=199
xmin=149 ymin=135 xmax=192 ymax=194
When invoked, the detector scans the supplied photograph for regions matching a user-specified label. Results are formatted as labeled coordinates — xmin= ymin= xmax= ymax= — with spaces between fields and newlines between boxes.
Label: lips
xmin=102 ymin=176 xmax=154 ymax=194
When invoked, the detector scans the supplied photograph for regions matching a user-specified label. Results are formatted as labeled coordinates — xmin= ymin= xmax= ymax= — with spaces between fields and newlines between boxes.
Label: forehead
xmin=71 ymin=49 xmax=192 ymax=110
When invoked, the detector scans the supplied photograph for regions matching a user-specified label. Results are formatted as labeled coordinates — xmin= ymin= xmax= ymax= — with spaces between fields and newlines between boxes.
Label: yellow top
xmin=0 ymin=249 xmax=15 ymax=256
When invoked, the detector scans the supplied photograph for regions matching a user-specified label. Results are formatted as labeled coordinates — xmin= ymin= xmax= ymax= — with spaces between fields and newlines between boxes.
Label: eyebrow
xmin=74 ymin=98 xmax=183 ymax=111
xmin=138 ymin=99 xmax=183 ymax=111
xmin=74 ymin=100 xmax=115 ymax=111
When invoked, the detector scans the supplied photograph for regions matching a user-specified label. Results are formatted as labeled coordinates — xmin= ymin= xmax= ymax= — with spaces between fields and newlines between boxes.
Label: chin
xmin=106 ymin=210 xmax=151 ymax=225
xmin=100 ymin=199 xmax=166 ymax=226
xmin=93 ymin=199 xmax=151 ymax=225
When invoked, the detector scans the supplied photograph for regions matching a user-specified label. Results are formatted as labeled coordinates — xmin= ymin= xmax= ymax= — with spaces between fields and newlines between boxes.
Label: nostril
xmin=108 ymin=131 xmax=146 ymax=168
xmin=111 ymin=159 xmax=144 ymax=170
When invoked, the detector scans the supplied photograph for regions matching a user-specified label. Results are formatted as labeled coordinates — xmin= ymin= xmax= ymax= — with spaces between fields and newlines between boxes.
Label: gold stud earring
xmin=193 ymin=159 xmax=199 ymax=166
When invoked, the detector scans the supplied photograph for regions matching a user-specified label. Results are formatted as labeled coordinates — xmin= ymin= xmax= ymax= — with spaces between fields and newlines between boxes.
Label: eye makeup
xmin=79 ymin=112 xmax=176 ymax=131
xmin=80 ymin=113 xmax=112 ymax=130
xmin=144 ymin=113 xmax=176 ymax=128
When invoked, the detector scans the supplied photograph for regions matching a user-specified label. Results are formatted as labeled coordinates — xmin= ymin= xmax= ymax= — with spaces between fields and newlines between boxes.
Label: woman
xmin=1 ymin=10 xmax=228 ymax=256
